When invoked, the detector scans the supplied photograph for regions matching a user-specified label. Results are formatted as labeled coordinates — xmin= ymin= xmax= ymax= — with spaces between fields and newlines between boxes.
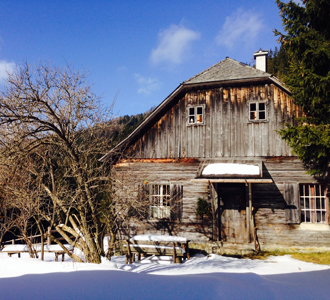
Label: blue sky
xmin=0 ymin=1 xmax=297 ymax=116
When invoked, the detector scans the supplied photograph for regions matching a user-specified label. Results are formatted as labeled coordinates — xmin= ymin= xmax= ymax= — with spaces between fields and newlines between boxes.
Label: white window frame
xmin=187 ymin=105 xmax=205 ymax=126
xmin=300 ymin=184 xmax=328 ymax=224
xmin=149 ymin=184 xmax=171 ymax=219
xmin=249 ymin=101 xmax=267 ymax=122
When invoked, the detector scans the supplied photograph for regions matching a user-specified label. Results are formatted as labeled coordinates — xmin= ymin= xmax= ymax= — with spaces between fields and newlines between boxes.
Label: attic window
xmin=187 ymin=105 xmax=205 ymax=125
xmin=249 ymin=102 xmax=267 ymax=121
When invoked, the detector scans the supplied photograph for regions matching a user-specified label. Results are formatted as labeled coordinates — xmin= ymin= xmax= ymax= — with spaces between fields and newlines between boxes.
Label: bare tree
xmin=0 ymin=62 xmax=118 ymax=263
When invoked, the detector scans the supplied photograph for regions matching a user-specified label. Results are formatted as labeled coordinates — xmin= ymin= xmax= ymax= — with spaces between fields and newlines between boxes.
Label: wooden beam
xmin=249 ymin=183 xmax=253 ymax=243
xmin=191 ymin=179 xmax=273 ymax=183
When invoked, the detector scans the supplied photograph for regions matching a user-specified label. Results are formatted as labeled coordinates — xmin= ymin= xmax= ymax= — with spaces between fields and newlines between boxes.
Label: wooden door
xmin=216 ymin=183 xmax=248 ymax=243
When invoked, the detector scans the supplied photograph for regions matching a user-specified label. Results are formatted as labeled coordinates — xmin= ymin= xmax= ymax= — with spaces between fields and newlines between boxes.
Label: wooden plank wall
xmin=127 ymin=84 xmax=300 ymax=159
xmin=114 ymin=158 xmax=330 ymax=247
xmin=254 ymin=158 xmax=330 ymax=248
xmin=113 ymin=160 xmax=213 ymax=242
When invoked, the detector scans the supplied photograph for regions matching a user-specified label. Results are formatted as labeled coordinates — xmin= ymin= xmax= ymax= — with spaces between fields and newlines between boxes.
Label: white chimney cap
xmin=254 ymin=49 xmax=269 ymax=72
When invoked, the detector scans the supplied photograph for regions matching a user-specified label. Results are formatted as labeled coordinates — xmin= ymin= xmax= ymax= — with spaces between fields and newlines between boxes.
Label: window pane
xmin=250 ymin=103 xmax=256 ymax=111
xmin=196 ymin=114 xmax=203 ymax=123
xmin=306 ymin=211 xmax=310 ymax=222
xmin=316 ymin=198 xmax=321 ymax=209
xmin=316 ymin=185 xmax=320 ymax=197
xmin=189 ymin=116 xmax=195 ymax=123
xmin=322 ymin=212 xmax=326 ymax=223
xmin=300 ymin=198 xmax=305 ymax=208
xmin=197 ymin=107 xmax=203 ymax=115
xmin=259 ymin=111 xmax=266 ymax=120
xmin=189 ymin=107 xmax=195 ymax=115
xmin=250 ymin=112 xmax=257 ymax=120
xmin=305 ymin=198 xmax=310 ymax=209
xmin=259 ymin=103 xmax=265 ymax=111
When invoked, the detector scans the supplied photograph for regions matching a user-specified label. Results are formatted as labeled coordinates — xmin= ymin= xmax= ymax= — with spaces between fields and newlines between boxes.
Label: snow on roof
xmin=202 ymin=163 xmax=260 ymax=176
xmin=131 ymin=235 xmax=188 ymax=243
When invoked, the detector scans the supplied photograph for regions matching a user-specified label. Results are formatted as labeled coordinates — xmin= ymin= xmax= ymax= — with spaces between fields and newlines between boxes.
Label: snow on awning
xmin=202 ymin=163 xmax=260 ymax=176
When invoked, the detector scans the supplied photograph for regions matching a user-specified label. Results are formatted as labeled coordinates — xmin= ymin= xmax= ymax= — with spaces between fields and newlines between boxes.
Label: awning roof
xmin=191 ymin=178 xmax=273 ymax=184
xmin=193 ymin=162 xmax=272 ymax=183
xmin=202 ymin=163 xmax=260 ymax=176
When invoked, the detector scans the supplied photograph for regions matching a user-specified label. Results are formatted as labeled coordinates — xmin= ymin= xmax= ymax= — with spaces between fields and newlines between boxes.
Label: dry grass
xmin=240 ymin=251 xmax=330 ymax=265
xmin=291 ymin=252 xmax=330 ymax=265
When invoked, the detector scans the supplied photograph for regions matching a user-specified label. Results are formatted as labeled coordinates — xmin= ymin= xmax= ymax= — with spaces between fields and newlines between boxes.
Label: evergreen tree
xmin=275 ymin=0 xmax=330 ymax=176
xmin=267 ymin=46 xmax=289 ymax=81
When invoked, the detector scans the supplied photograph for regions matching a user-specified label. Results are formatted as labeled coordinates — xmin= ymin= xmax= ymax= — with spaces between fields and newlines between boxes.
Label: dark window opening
xmin=187 ymin=106 xmax=205 ymax=125
xmin=249 ymin=102 xmax=267 ymax=121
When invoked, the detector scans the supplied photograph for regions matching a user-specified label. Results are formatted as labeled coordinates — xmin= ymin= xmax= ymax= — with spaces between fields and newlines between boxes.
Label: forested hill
xmin=109 ymin=107 xmax=155 ymax=147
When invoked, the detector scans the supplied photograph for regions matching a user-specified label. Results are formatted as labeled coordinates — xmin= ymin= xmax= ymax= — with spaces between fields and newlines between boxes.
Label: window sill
xmin=186 ymin=123 xmax=205 ymax=126
xmin=298 ymin=223 xmax=330 ymax=231
xmin=247 ymin=120 xmax=269 ymax=124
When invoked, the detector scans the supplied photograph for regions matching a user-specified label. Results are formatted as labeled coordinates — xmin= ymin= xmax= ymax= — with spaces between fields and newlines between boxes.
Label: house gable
xmin=101 ymin=57 xmax=296 ymax=162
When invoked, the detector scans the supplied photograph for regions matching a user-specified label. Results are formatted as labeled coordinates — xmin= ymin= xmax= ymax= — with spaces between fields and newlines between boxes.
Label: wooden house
xmin=101 ymin=51 xmax=330 ymax=253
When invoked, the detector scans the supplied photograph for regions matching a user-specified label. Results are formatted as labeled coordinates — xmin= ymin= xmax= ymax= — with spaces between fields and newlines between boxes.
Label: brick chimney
xmin=254 ymin=49 xmax=269 ymax=72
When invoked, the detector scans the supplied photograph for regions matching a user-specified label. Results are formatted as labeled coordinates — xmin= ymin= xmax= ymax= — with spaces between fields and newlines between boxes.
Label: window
xmin=187 ymin=105 xmax=205 ymax=125
xmin=149 ymin=184 xmax=171 ymax=219
xmin=300 ymin=184 xmax=328 ymax=223
xmin=249 ymin=102 xmax=266 ymax=121
xmin=139 ymin=183 xmax=183 ymax=220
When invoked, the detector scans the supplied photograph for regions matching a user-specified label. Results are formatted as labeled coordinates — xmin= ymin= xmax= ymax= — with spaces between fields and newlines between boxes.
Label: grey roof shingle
xmin=184 ymin=57 xmax=272 ymax=85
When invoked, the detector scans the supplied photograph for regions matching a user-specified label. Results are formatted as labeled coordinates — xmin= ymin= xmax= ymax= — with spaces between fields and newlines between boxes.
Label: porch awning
xmin=193 ymin=163 xmax=273 ymax=183
xmin=202 ymin=163 xmax=260 ymax=176
xmin=191 ymin=178 xmax=273 ymax=183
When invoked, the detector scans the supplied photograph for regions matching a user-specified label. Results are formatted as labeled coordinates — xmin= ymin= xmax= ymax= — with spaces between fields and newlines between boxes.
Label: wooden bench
xmin=1 ymin=244 xmax=73 ymax=262
xmin=125 ymin=235 xmax=190 ymax=264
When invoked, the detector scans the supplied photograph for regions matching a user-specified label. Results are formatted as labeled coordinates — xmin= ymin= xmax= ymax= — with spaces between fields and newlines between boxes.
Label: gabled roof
xmin=184 ymin=57 xmax=271 ymax=85
xmin=100 ymin=57 xmax=289 ymax=162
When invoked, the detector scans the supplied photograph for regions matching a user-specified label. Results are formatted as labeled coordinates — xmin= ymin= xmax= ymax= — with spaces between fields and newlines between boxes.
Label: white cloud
xmin=0 ymin=60 xmax=15 ymax=83
xmin=151 ymin=24 xmax=200 ymax=65
xmin=216 ymin=9 xmax=263 ymax=49
xmin=134 ymin=74 xmax=161 ymax=95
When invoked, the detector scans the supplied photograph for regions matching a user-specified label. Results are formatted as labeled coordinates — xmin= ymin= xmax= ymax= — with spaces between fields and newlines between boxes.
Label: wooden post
xmin=47 ymin=227 xmax=51 ymax=245
xmin=249 ymin=183 xmax=253 ymax=243
xmin=172 ymin=242 xmax=177 ymax=263
xmin=126 ymin=240 xmax=132 ymax=264
xmin=245 ymin=182 xmax=252 ymax=243
xmin=182 ymin=243 xmax=190 ymax=260
xmin=137 ymin=253 xmax=141 ymax=261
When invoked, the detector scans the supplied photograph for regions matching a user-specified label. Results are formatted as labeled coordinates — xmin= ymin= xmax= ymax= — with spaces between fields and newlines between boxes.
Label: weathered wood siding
xmin=253 ymin=158 xmax=330 ymax=248
xmin=114 ymin=158 xmax=330 ymax=248
xmin=127 ymin=84 xmax=301 ymax=159
xmin=112 ymin=81 xmax=330 ymax=249
xmin=114 ymin=160 xmax=213 ymax=242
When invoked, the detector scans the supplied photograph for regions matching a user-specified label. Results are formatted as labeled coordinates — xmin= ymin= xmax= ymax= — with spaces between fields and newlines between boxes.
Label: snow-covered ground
xmin=1 ymin=250 xmax=330 ymax=299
